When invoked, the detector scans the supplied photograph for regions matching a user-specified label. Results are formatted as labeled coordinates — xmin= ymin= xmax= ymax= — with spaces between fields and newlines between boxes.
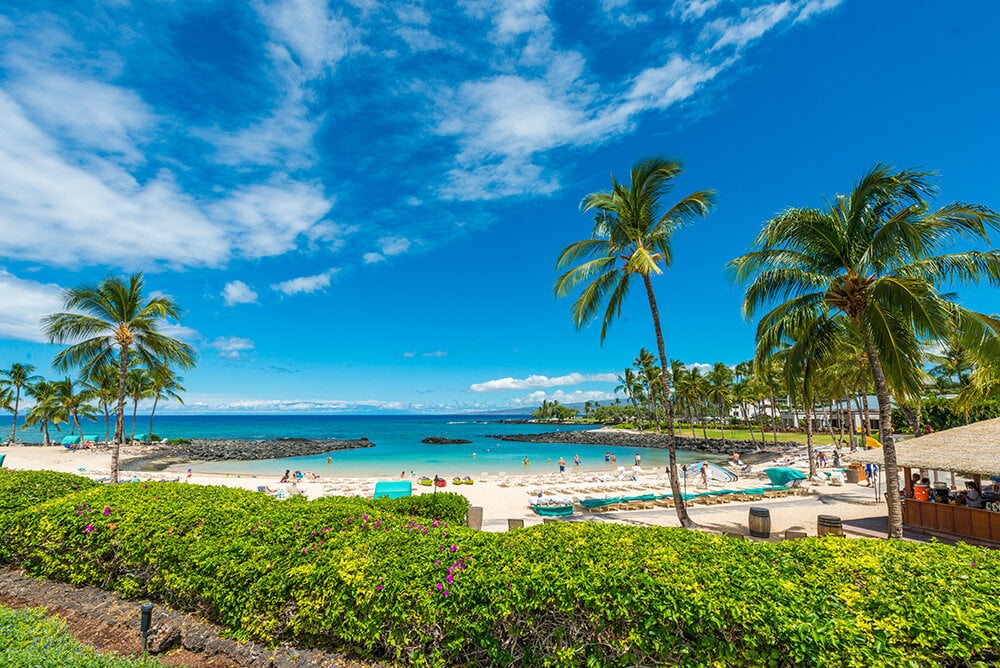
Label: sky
xmin=1 ymin=0 xmax=999 ymax=414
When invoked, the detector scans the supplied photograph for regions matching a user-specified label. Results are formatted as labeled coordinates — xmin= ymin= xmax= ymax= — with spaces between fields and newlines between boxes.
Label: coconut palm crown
xmin=555 ymin=156 xmax=716 ymax=528
xmin=42 ymin=273 xmax=196 ymax=482
xmin=1 ymin=363 xmax=40 ymax=442
xmin=729 ymin=164 xmax=1000 ymax=538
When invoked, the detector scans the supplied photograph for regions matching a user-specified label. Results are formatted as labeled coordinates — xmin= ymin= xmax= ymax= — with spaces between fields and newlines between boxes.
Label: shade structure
xmin=763 ymin=467 xmax=807 ymax=486
xmin=683 ymin=461 xmax=738 ymax=483
xmin=61 ymin=435 xmax=81 ymax=445
xmin=848 ymin=417 xmax=1000 ymax=477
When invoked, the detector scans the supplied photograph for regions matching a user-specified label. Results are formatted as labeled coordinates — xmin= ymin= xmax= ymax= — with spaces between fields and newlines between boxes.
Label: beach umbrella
xmin=683 ymin=461 xmax=738 ymax=483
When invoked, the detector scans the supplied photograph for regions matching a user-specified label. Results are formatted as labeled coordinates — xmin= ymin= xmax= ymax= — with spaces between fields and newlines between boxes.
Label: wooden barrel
xmin=748 ymin=507 xmax=771 ymax=538
xmin=817 ymin=515 xmax=844 ymax=537
xmin=507 ymin=518 xmax=525 ymax=531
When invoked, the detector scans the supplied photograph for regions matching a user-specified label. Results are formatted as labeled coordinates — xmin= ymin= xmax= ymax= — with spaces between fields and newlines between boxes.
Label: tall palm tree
xmin=615 ymin=368 xmax=644 ymax=429
xmin=147 ymin=365 xmax=184 ymax=443
xmin=89 ymin=364 xmax=120 ymax=445
xmin=52 ymin=378 xmax=97 ymax=441
xmin=1 ymin=363 xmax=39 ymax=443
xmin=730 ymin=164 xmax=1000 ymax=538
xmin=126 ymin=369 xmax=154 ymax=443
xmin=706 ymin=362 xmax=733 ymax=443
xmin=555 ymin=157 xmax=715 ymax=528
xmin=634 ymin=348 xmax=660 ymax=428
xmin=23 ymin=380 xmax=66 ymax=446
xmin=42 ymin=273 xmax=197 ymax=482
xmin=731 ymin=379 xmax=757 ymax=445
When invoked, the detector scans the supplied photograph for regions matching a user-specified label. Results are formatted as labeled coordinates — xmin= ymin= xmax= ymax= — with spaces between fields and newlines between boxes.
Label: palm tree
xmin=555 ymin=157 xmax=715 ymax=528
xmin=89 ymin=364 xmax=120 ymax=445
xmin=147 ymin=365 xmax=184 ymax=443
xmin=52 ymin=378 xmax=97 ymax=441
xmin=42 ymin=273 xmax=197 ymax=482
xmin=731 ymin=379 xmax=757 ymax=445
xmin=730 ymin=164 xmax=1000 ymax=538
xmin=615 ymin=368 xmax=644 ymax=429
xmin=1 ymin=363 xmax=40 ymax=443
xmin=634 ymin=348 xmax=660 ymax=428
xmin=23 ymin=380 xmax=66 ymax=446
xmin=125 ymin=369 xmax=154 ymax=443
xmin=706 ymin=362 xmax=733 ymax=443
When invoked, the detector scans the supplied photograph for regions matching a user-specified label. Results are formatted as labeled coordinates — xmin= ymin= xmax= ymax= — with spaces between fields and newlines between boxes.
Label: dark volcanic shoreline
xmin=487 ymin=429 xmax=802 ymax=460
xmin=123 ymin=437 xmax=374 ymax=471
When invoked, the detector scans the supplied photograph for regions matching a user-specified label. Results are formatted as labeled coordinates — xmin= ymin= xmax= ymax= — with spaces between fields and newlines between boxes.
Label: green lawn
xmin=617 ymin=424 xmax=843 ymax=446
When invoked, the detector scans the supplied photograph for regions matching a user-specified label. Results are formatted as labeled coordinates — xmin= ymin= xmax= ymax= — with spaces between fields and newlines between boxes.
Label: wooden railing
xmin=902 ymin=499 xmax=1000 ymax=544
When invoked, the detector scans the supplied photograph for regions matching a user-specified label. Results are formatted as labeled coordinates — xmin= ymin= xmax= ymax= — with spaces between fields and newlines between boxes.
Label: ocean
xmin=8 ymin=414 xmax=708 ymax=477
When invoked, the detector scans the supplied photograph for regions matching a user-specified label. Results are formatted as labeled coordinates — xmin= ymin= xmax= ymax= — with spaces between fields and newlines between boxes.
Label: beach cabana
xmin=62 ymin=435 xmax=81 ymax=447
xmin=849 ymin=417 xmax=1000 ymax=546
xmin=374 ymin=481 xmax=412 ymax=499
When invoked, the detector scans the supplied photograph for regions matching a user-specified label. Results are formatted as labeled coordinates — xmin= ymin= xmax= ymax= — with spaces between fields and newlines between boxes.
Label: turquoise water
xmin=9 ymin=414 xmax=707 ymax=477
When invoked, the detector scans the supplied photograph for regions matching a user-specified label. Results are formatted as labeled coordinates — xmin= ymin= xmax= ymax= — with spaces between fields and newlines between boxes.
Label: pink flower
xmin=445 ymin=574 xmax=453 ymax=585
xmin=435 ymin=583 xmax=443 ymax=590
xmin=83 ymin=524 xmax=94 ymax=534
xmin=443 ymin=590 xmax=449 ymax=596
xmin=377 ymin=584 xmax=383 ymax=591
xmin=103 ymin=507 xmax=111 ymax=516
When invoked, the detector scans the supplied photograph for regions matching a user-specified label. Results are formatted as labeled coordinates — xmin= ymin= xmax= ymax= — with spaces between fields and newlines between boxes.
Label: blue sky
xmin=1 ymin=0 xmax=998 ymax=413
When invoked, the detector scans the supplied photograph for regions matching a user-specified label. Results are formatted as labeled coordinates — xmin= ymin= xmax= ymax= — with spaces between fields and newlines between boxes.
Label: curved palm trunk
xmin=71 ymin=410 xmax=82 ymax=442
xmin=42 ymin=420 xmax=50 ymax=447
xmin=10 ymin=387 xmax=19 ymax=442
xmin=641 ymin=274 xmax=692 ymax=528
xmin=862 ymin=333 xmax=903 ymax=539
xmin=741 ymin=403 xmax=757 ymax=444
xmin=103 ymin=406 xmax=110 ymax=445
xmin=768 ymin=386 xmax=779 ymax=445
xmin=717 ymin=399 xmax=727 ymax=446
xmin=860 ymin=376 xmax=872 ymax=438
xmin=631 ymin=398 xmax=643 ymax=431
xmin=148 ymin=395 xmax=160 ymax=443
xmin=111 ymin=346 xmax=129 ymax=484
xmin=131 ymin=398 xmax=138 ymax=443
xmin=805 ymin=401 xmax=816 ymax=477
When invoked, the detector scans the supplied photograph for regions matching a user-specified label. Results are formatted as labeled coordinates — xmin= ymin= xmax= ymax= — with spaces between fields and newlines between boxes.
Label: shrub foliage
xmin=0 ymin=474 xmax=997 ymax=666
xmin=0 ymin=469 xmax=98 ymax=516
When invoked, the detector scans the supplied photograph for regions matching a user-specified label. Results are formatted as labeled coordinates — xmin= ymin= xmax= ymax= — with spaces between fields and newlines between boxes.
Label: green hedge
xmin=0 ymin=469 xmax=98 ymax=516
xmin=1 ymin=481 xmax=997 ymax=666
xmin=0 ymin=606 xmax=161 ymax=666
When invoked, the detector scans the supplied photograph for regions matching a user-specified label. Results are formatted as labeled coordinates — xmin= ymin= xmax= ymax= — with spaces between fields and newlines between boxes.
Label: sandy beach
xmin=0 ymin=443 xmax=890 ymax=538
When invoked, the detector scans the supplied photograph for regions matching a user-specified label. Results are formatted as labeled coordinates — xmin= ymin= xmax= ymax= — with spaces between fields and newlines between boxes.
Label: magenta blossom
xmin=102 ymin=506 xmax=111 ymax=516
xmin=83 ymin=524 xmax=94 ymax=534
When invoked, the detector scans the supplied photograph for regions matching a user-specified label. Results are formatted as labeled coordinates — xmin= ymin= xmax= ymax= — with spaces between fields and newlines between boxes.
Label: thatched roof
xmin=848 ymin=417 xmax=1000 ymax=477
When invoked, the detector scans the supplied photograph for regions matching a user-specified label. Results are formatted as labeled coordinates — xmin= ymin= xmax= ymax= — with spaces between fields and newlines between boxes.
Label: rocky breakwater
xmin=487 ymin=430 xmax=800 ymax=459
xmin=124 ymin=437 xmax=375 ymax=470
xmin=421 ymin=437 xmax=472 ymax=445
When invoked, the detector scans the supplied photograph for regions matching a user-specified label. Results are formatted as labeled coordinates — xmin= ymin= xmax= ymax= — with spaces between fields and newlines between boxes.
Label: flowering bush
xmin=0 ymin=469 xmax=98 ymax=516
xmin=1 ymin=478 xmax=998 ymax=666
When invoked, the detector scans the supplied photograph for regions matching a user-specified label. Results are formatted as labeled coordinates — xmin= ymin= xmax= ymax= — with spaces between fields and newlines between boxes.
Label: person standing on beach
xmin=558 ymin=457 xmax=566 ymax=472
xmin=634 ymin=453 xmax=641 ymax=466
xmin=574 ymin=454 xmax=581 ymax=466
xmin=326 ymin=455 xmax=332 ymax=465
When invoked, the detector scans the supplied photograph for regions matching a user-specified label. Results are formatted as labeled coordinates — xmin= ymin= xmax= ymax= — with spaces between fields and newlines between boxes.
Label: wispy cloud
xmin=511 ymin=389 xmax=616 ymax=406
xmin=704 ymin=2 xmax=795 ymax=51
xmin=0 ymin=270 xmax=64 ymax=343
xmin=469 ymin=372 xmax=617 ymax=392
xmin=207 ymin=336 xmax=256 ymax=359
xmin=221 ymin=280 xmax=259 ymax=306
xmin=271 ymin=268 xmax=339 ymax=295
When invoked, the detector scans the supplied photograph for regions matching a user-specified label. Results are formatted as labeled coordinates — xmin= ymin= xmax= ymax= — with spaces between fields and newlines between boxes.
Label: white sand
xmin=0 ymin=444 xmax=890 ymax=538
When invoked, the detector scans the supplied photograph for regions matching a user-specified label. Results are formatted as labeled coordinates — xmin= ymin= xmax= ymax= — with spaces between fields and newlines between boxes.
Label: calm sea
xmin=9 ymin=414 xmax=707 ymax=477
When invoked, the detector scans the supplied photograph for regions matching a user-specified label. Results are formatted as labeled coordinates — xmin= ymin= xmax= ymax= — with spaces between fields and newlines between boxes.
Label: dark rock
xmin=487 ymin=430 xmax=800 ymax=458
xmin=147 ymin=620 xmax=182 ymax=653
xmin=123 ymin=437 xmax=375 ymax=470
xmin=421 ymin=437 xmax=472 ymax=445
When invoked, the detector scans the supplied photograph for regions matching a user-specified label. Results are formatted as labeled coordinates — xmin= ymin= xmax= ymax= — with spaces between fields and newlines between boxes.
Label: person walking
xmin=558 ymin=457 xmax=566 ymax=473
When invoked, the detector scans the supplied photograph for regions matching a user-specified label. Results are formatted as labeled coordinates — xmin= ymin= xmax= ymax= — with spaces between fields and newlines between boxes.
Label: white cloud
xmin=378 ymin=236 xmax=412 ymax=256
xmin=704 ymin=2 xmax=795 ymax=51
xmin=422 ymin=351 xmax=448 ymax=358
xmin=271 ymin=268 xmax=339 ymax=295
xmin=207 ymin=336 xmax=255 ymax=359
xmin=221 ymin=280 xmax=259 ymax=306
xmin=402 ymin=351 xmax=416 ymax=357
xmin=511 ymin=389 xmax=616 ymax=406
xmin=672 ymin=0 xmax=722 ymax=21
xmin=362 ymin=252 xmax=385 ymax=264
xmin=159 ymin=323 xmax=202 ymax=342
xmin=0 ymin=91 xmax=341 ymax=269
xmin=395 ymin=26 xmax=447 ymax=52
xmin=469 ymin=372 xmax=618 ymax=392
xmin=0 ymin=270 xmax=64 ymax=342
xmin=253 ymin=0 xmax=361 ymax=76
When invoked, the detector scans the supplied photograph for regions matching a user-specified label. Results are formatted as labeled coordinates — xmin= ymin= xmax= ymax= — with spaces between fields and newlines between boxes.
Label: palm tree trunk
xmin=700 ymin=404 xmax=708 ymax=439
xmin=111 ymin=346 xmax=129 ymax=484
xmin=10 ymin=387 xmax=19 ymax=442
xmin=862 ymin=333 xmax=903 ymax=540
xmin=860 ymin=376 xmax=872 ymax=438
xmin=42 ymin=420 xmax=50 ymax=447
xmin=72 ymin=411 xmax=82 ymax=441
xmin=641 ymin=273 xmax=692 ymax=528
xmin=631 ymin=398 xmax=642 ymax=431
xmin=805 ymin=401 xmax=815 ymax=477
xmin=717 ymin=400 xmax=727 ymax=445
xmin=825 ymin=400 xmax=838 ymax=445
xmin=742 ymin=403 xmax=757 ymax=444
xmin=104 ymin=406 xmax=110 ymax=445
xmin=148 ymin=395 xmax=159 ymax=443
xmin=131 ymin=399 xmax=138 ymax=443
xmin=768 ymin=386 xmax=779 ymax=445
